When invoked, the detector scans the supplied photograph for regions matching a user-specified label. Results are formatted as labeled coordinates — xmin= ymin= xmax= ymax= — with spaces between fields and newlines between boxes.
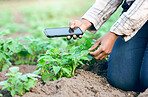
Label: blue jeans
xmin=107 ymin=22 xmax=148 ymax=91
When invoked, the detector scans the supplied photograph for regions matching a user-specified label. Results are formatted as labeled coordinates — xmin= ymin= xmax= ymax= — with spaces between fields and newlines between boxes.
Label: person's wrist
xmin=109 ymin=31 xmax=120 ymax=40
xmin=80 ymin=19 xmax=92 ymax=32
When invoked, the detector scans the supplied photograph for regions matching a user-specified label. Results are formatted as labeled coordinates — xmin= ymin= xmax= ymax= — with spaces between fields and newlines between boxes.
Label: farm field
xmin=0 ymin=0 xmax=147 ymax=97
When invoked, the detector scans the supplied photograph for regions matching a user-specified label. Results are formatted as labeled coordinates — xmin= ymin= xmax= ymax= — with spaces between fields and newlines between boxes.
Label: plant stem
xmin=31 ymin=55 xmax=35 ymax=65
xmin=45 ymin=68 xmax=50 ymax=74
xmin=59 ymin=71 xmax=62 ymax=79
xmin=72 ymin=64 xmax=76 ymax=77
xmin=0 ymin=59 xmax=5 ymax=71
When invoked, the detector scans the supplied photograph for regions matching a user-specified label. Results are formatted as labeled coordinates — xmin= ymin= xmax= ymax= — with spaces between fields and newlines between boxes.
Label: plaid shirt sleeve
xmin=81 ymin=0 xmax=123 ymax=33
xmin=82 ymin=0 xmax=148 ymax=41
xmin=110 ymin=0 xmax=148 ymax=41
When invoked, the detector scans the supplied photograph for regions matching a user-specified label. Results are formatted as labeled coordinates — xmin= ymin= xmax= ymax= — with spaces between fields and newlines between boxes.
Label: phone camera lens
xmin=69 ymin=28 xmax=74 ymax=33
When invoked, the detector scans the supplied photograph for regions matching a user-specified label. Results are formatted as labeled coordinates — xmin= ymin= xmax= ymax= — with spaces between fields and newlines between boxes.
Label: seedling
xmin=0 ymin=67 xmax=40 ymax=97
xmin=37 ymin=46 xmax=90 ymax=82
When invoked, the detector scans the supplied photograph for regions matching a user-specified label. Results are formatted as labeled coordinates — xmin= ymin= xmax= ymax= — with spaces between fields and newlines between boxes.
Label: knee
xmin=107 ymin=71 xmax=137 ymax=91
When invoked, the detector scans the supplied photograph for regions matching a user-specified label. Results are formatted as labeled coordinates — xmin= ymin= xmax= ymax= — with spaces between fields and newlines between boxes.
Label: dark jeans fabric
xmin=107 ymin=22 xmax=148 ymax=91
xmin=107 ymin=1 xmax=148 ymax=91
xmin=122 ymin=0 xmax=134 ymax=13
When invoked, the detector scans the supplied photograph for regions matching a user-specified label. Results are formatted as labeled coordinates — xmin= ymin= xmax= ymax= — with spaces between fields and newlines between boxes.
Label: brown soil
xmin=138 ymin=89 xmax=148 ymax=97
xmin=0 ymin=61 xmax=148 ymax=97
xmin=0 ymin=61 xmax=138 ymax=97
xmin=23 ymin=69 xmax=138 ymax=97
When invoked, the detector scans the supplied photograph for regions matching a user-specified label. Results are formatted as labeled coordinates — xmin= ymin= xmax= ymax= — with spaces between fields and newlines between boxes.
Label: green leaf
xmin=24 ymin=46 xmax=33 ymax=55
xmin=80 ymin=50 xmax=89 ymax=55
xmin=5 ymin=73 xmax=14 ymax=77
xmin=36 ymin=64 xmax=42 ymax=70
xmin=87 ymin=55 xmax=93 ymax=60
xmin=53 ymin=66 xmax=61 ymax=75
xmin=3 ymin=43 xmax=8 ymax=51
xmin=42 ymin=72 xmax=52 ymax=82
xmin=24 ymin=79 xmax=35 ymax=91
xmin=9 ymin=67 xmax=19 ymax=73
xmin=62 ymin=68 xmax=70 ymax=75
xmin=1 ymin=82 xmax=10 ymax=90
xmin=33 ymin=69 xmax=41 ymax=75
xmin=7 ymin=41 xmax=19 ymax=53
xmin=0 ymin=93 xmax=3 ymax=97
xmin=0 ymin=81 xmax=7 ymax=86
xmin=20 ymin=75 xmax=28 ymax=82
xmin=15 ymin=80 xmax=23 ymax=93
xmin=26 ymin=73 xmax=40 ymax=78
xmin=2 ymin=65 xmax=9 ymax=71
xmin=5 ymin=59 xmax=12 ymax=66
xmin=8 ymin=78 xmax=13 ymax=82
xmin=52 ymin=77 xmax=57 ymax=81
xmin=80 ymin=56 xmax=90 ymax=61
xmin=15 ymin=72 xmax=22 ymax=77
xmin=11 ymin=89 xmax=16 ymax=97
xmin=50 ymin=48 xmax=59 ymax=53
xmin=0 ymin=52 xmax=6 ymax=61
xmin=69 ymin=46 xmax=76 ymax=53
xmin=79 ymin=61 xmax=84 ymax=65
xmin=44 ymin=56 xmax=54 ymax=62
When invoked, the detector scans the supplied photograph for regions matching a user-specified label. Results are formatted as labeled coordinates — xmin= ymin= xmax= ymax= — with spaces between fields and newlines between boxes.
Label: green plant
xmin=19 ymin=37 xmax=52 ymax=65
xmin=66 ymin=45 xmax=91 ymax=76
xmin=5 ymin=36 xmax=51 ymax=65
xmin=0 ymin=51 xmax=11 ymax=71
xmin=37 ymin=46 xmax=90 ymax=82
xmin=0 ymin=35 xmax=13 ymax=71
xmin=0 ymin=67 xmax=40 ymax=97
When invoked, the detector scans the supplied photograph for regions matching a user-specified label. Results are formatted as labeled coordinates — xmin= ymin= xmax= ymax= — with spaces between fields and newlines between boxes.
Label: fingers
xmin=89 ymin=40 xmax=110 ymax=60
xmin=89 ymin=46 xmax=102 ymax=56
xmin=67 ymin=20 xmax=83 ymax=40
xmin=73 ymin=35 xmax=77 ymax=39
xmin=69 ymin=20 xmax=76 ymax=30
xmin=67 ymin=35 xmax=82 ymax=40
xmin=69 ymin=20 xmax=82 ymax=30
xmin=89 ymin=39 xmax=101 ymax=51
xmin=67 ymin=36 xmax=71 ymax=40
xmin=93 ymin=52 xmax=105 ymax=60
xmin=69 ymin=20 xmax=75 ymax=28
xmin=79 ymin=35 xmax=82 ymax=38
xmin=71 ymin=24 xmax=75 ymax=29
xmin=90 ymin=50 xmax=109 ymax=60
xmin=100 ymin=55 xmax=108 ymax=60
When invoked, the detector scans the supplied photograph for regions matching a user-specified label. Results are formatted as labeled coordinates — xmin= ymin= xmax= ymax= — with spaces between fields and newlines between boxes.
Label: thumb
xmin=71 ymin=24 xmax=75 ymax=29
xmin=89 ymin=39 xmax=101 ymax=51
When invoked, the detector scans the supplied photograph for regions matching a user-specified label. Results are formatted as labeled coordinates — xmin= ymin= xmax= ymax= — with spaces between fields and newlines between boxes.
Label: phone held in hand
xmin=44 ymin=27 xmax=83 ymax=38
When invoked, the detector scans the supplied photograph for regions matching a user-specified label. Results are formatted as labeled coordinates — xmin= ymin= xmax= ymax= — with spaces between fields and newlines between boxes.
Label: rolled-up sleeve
xmin=82 ymin=0 xmax=123 ymax=32
xmin=110 ymin=0 xmax=148 ymax=41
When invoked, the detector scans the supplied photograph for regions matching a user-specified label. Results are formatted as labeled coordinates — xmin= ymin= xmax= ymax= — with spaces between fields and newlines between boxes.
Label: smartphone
xmin=44 ymin=27 xmax=83 ymax=38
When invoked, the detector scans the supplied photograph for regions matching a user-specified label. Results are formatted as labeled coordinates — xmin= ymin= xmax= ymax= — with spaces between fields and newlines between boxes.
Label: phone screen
xmin=44 ymin=27 xmax=83 ymax=38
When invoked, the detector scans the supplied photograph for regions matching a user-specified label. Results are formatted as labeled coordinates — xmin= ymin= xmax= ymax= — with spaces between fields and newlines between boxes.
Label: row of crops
xmin=0 ymin=0 xmax=121 ymax=96
xmin=0 ymin=32 xmax=96 ymax=96
xmin=0 ymin=30 xmax=103 ymax=96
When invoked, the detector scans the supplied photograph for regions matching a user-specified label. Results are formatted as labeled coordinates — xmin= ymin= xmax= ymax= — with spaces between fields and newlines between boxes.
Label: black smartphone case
xmin=44 ymin=27 xmax=83 ymax=38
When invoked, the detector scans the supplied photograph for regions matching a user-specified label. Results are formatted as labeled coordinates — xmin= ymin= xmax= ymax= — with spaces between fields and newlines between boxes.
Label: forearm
xmin=81 ymin=0 xmax=123 ymax=32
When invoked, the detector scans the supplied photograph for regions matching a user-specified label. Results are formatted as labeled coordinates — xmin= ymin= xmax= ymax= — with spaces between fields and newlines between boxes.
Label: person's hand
xmin=89 ymin=32 xmax=119 ymax=60
xmin=67 ymin=19 xmax=92 ymax=40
